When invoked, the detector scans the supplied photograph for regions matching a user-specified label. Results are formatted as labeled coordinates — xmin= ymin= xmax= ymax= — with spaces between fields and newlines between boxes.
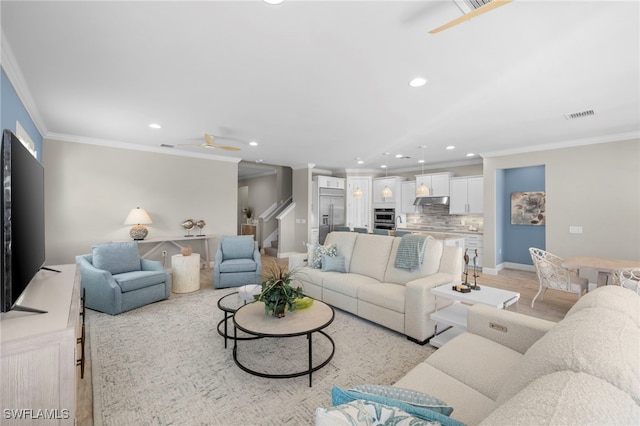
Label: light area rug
xmin=89 ymin=287 xmax=435 ymax=425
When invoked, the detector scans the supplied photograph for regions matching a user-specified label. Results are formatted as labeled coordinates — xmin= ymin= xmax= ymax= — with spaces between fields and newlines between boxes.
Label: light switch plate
xmin=569 ymin=226 xmax=583 ymax=234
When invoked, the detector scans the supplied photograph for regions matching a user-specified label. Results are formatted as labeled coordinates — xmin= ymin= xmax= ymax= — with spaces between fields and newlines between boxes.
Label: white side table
xmin=171 ymin=253 xmax=200 ymax=293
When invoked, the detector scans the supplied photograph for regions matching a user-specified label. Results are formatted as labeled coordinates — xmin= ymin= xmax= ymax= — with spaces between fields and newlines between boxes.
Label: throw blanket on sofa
xmin=395 ymin=235 xmax=431 ymax=270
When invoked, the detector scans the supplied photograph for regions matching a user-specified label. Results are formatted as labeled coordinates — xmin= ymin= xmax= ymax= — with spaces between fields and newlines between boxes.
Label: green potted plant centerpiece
xmin=254 ymin=261 xmax=311 ymax=317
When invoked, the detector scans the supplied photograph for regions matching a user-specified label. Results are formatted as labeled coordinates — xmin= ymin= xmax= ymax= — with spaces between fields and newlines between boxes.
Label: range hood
xmin=413 ymin=196 xmax=450 ymax=206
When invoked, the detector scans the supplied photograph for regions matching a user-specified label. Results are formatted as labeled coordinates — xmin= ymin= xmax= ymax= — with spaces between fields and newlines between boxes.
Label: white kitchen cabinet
xmin=450 ymin=176 xmax=484 ymax=214
xmin=372 ymin=176 xmax=405 ymax=208
xmin=400 ymin=181 xmax=417 ymax=214
xmin=415 ymin=173 xmax=454 ymax=197
xmin=346 ymin=176 xmax=372 ymax=231
xmin=315 ymin=175 xmax=345 ymax=189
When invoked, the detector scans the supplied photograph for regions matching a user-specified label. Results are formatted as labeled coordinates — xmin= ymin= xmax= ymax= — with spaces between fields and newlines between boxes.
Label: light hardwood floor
xmin=77 ymin=257 xmax=578 ymax=425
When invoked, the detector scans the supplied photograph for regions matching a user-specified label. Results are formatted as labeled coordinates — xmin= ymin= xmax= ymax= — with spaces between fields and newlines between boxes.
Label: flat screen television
xmin=1 ymin=129 xmax=47 ymax=313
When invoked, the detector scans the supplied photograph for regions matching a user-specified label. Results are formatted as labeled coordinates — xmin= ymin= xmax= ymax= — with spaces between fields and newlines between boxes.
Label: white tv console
xmin=0 ymin=264 xmax=82 ymax=425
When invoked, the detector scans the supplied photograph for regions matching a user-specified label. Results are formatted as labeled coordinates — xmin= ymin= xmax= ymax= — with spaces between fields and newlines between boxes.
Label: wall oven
xmin=374 ymin=208 xmax=395 ymax=230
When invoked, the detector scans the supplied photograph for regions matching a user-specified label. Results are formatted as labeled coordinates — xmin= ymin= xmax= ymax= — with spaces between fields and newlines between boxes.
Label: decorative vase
xmin=181 ymin=246 xmax=193 ymax=256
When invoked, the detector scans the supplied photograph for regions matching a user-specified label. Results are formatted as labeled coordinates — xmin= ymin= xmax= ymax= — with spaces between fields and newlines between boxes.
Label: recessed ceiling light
xmin=466 ymin=153 xmax=475 ymax=157
xmin=357 ymin=160 xmax=364 ymax=164
xmin=264 ymin=0 xmax=284 ymax=4
xmin=249 ymin=141 xmax=258 ymax=146
xmin=446 ymin=145 xmax=455 ymax=150
xmin=418 ymin=159 xmax=425 ymax=163
xmin=381 ymin=164 xmax=388 ymax=169
xmin=395 ymin=154 xmax=403 ymax=158
xmin=148 ymin=123 xmax=161 ymax=129
xmin=409 ymin=77 xmax=427 ymax=87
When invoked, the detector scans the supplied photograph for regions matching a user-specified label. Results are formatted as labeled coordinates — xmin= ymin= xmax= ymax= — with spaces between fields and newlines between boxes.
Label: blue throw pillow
xmin=331 ymin=386 xmax=464 ymax=426
xmin=349 ymin=384 xmax=453 ymax=416
xmin=322 ymin=255 xmax=346 ymax=273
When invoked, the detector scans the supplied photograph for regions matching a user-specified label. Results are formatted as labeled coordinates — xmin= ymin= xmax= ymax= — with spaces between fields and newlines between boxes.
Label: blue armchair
xmin=214 ymin=235 xmax=262 ymax=288
xmin=76 ymin=242 xmax=171 ymax=315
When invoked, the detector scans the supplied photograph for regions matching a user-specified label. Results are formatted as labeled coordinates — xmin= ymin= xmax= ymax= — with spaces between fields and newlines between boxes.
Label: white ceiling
xmin=2 ymin=0 xmax=639 ymax=176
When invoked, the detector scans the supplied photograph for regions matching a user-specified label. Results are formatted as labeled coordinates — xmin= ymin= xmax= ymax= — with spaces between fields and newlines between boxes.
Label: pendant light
xmin=416 ymin=146 xmax=430 ymax=196
xmin=353 ymin=186 xmax=363 ymax=198
xmin=381 ymin=153 xmax=392 ymax=198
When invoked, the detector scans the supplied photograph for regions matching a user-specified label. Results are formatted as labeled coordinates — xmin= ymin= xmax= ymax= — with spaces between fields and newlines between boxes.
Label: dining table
xmin=562 ymin=256 xmax=640 ymax=286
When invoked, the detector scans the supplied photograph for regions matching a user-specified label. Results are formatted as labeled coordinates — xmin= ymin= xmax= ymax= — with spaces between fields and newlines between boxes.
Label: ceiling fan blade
xmin=429 ymin=0 xmax=513 ymax=34
xmin=202 ymin=144 xmax=241 ymax=151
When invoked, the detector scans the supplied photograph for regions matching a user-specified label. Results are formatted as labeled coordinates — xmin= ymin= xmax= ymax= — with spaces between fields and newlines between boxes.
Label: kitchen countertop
xmin=397 ymin=226 xmax=483 ymax=236
xmin=393 ymin=229 xmax=466 ymax=240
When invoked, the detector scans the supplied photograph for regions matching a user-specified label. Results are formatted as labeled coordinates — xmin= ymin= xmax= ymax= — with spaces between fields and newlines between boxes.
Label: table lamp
xmin=124 ymin=207 xmax=153 ymax=240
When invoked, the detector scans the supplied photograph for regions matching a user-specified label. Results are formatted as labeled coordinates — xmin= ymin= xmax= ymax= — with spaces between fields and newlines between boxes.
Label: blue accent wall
xmin=1 ymin=68 xmax=43 ymax=161
xmin=503 ymin=165 xmax=545 ymax=265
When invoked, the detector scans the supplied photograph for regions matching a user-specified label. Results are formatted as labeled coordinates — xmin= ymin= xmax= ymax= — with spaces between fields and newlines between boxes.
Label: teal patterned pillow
xmin=317 ymin=400 xmax=441 ymax=426
xmin=331 ymin=387 xmax=463 ymax=426
xmin=308 ymin=243 xmax=337 ymax=269
xmin=350 ymin=384 xmax=453 ymax=416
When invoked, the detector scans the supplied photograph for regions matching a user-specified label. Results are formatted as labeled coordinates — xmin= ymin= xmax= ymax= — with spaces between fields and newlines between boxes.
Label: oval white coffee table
xmin=232 ymin=299 xmax=335 ymax=387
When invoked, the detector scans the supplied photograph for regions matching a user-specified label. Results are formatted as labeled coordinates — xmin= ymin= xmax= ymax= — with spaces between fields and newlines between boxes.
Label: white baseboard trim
xmin=482 ymin=262 xmax=535 ymax=275
xmin=503 ymin=262 xmax=536 ymax=272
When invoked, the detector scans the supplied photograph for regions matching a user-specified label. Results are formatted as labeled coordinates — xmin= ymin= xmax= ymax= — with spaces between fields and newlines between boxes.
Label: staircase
xmin=264 ymin=240 xmax=278 ymax=258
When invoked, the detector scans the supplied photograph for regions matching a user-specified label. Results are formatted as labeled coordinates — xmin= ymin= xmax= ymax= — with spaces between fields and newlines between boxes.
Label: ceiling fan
xmin=177 ymin=133 xmax=241 ymax=151
xmin=429 ymin=0 xmax=513 ymax=34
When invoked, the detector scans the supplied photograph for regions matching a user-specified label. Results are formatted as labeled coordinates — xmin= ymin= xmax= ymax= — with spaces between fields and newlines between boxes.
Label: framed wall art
xmin=511 ymin=192 xmax=545 ymax=225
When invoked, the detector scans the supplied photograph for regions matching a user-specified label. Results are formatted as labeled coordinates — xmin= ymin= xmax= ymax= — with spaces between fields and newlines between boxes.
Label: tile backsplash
xmin=405 ymin=205 xmax=483 ymax=232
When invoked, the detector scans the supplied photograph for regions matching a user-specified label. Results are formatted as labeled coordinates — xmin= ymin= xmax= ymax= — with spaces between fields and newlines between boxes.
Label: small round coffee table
xmin=232 ymin=300 xmax=335 ymax=387
xmin=216 ymin=286 xmax=260 ymax=348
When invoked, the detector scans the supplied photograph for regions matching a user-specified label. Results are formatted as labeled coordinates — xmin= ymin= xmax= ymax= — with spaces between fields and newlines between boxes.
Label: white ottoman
xmin=171 ymin=253 xmax=200 ymax=293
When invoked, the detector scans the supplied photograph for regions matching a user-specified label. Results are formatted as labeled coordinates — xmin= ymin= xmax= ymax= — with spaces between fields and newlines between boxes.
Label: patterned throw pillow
xmin=350 ymin=384 xmax=453 ymax=416
xmin=331 ymin=387 xmax=462 ymax=426
xmin=307 ymin=243 xmax=337 ymax=269
xmin=316 ymin=400 xmax=440 ymax=426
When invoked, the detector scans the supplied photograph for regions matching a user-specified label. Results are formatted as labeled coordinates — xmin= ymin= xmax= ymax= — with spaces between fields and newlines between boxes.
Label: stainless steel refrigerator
xmin=318 ymin=187 xmax=345 ymax=244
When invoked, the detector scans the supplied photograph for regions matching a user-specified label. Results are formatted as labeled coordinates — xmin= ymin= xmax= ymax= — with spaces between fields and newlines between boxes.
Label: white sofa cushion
xmin=358 ymin=283 xmax=405 ymax=313
xmin=324 ymin=232 xmax=359 ymax=271
xmin=349 ymin=234 xmax=394 ymax=282
xmin=393 ymin=362 xmax=496 ymax=426
xmin=480 ymin=371 xmax=640 ymax=426
xmin=565 ymin=284 xmax=640 ymax=326
xmin=384 ymin=238 xmax=443 ymax=285
xmin=426 ymin=333 xmax=523 ymax=401
xmin=323 ymin=273 xmax=381 ymax=298
xmin=497 ymin=305 xmax=640 ymax=405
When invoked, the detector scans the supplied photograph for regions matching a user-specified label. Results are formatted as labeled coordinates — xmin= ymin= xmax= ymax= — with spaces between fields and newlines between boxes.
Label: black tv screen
xmin=1 ymin=129 xmax=46 ymax=313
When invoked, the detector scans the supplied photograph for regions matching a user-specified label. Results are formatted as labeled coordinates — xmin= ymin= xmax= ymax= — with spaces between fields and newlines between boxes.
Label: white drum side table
xmin=171 ymin=253 xmax=200 ymax=293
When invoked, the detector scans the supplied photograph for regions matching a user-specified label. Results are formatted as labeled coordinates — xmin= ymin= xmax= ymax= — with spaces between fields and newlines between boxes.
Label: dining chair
xmin=528 ymin=247 xmax=589 ymax=308
xmin=393 ymin=230 xmax=412 ymax=237
xmin=612 ymin=268 xmax=640 ymax=294
xmin=353 ymin=227 xmax=368 ymax=234
xmin=334 ymin=226 xmax=351 ymax=232
xmin=372 ymin=229 xmax=389 ymax=236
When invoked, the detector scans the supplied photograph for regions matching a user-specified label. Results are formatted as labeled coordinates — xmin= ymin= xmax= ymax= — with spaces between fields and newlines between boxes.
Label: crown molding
xmin=45 ymin=132 xmax=242 ymax=163
xmin=1 ymin=31 xmax=48 ymax=137
xmin=481 ymin=132 xmax=640 ymax=158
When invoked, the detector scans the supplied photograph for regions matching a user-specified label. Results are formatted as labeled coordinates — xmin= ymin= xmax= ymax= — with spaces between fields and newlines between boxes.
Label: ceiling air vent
xmin=160 ymin=144 xmax=174 ymax=148
xmin=564 ymin=109 xmax=595 ymax=120
xmin=454 ymin=0 xmax=492 ymax=13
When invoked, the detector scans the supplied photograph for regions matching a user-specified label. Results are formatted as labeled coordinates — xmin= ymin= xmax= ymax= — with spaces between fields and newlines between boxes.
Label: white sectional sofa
xmin=288 ymin=231 xmax=462 ymax=343
xmin=388 ymin=285 xmax=640 ymax=425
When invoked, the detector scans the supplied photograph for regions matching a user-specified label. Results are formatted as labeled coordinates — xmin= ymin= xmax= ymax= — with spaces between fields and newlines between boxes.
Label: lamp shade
xmin=124 ymin=207 xmax=152 ymax=225
xmin=416 ymin=183 xmax=430 ymax=196
xmin=353 ymin=186 xmax=363 ymax=198
xmin=381 ymin=186 xmax=393 ymax=198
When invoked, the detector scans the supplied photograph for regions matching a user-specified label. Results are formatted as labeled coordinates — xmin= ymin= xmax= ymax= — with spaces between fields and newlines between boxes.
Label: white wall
xmin=483 ymin=138 xmax=640 ymax=273
xmin=43 ymin=140 xmax=239 ymax=265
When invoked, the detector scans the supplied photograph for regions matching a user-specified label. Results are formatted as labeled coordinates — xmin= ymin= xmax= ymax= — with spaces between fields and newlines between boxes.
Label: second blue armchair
xmin=214 ymin=235 xmax=262 ymax=288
